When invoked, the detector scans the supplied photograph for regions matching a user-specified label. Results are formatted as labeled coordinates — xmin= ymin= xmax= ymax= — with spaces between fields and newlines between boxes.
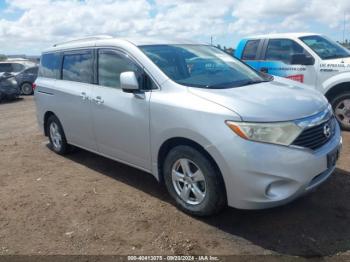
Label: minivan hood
xmin=188 ymin=77 xmax=328 ymax=122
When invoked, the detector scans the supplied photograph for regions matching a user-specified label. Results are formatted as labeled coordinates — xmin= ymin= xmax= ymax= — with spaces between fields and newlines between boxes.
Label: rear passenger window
xmin=98 ymin=50 xmax=139 ymax=88
xmin=39 ymin=53 xmax=60 ymax=79
xmin=0 ymin=63 xmax=13 ymax=73
xmin=242 ymin=40 xmax=260 ymax=60
xmin=265 ymin=39 xmax=306 ymax=64
xmin=62 ymin=52 xmax=93 ymax=83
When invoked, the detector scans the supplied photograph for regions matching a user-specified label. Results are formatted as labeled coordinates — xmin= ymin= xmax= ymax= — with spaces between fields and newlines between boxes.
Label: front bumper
xmin=208 ymin=123 xmax=342 ymax=210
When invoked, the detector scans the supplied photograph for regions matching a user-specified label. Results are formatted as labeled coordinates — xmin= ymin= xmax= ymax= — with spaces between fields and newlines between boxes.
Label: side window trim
xmin=58 ymin=52 xmax=63 ymax=80
xmin=255 ymin=39 xmax=267 ymax=60
xmin=260 ymin=39 xmax=269 ymax=61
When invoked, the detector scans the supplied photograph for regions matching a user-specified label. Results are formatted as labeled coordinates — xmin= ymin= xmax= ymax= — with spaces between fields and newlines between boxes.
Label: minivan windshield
xmin=140 ymin=45 xmax=267 ymax=89
xmin=300 ymin=35 xmax=350 ymax=60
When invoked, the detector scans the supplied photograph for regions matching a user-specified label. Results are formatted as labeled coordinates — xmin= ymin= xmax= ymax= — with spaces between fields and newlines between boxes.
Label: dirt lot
xmin=0 ymin=96 xmax=349 ymax=257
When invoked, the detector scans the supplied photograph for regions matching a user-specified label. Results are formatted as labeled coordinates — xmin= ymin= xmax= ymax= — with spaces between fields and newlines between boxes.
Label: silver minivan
xmin=34 ymin=36 xmax=342 ymax=216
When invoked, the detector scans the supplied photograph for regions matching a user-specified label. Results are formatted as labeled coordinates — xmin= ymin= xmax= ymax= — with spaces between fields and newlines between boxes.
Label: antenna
xmin=53 ymin=35 xmax=113 ymax=47
xmin=343 ymin=12 xmax=346 ymax=43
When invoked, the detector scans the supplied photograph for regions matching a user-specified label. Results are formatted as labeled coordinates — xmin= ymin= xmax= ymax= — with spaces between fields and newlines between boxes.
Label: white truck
xmin=235 ymin=33 xmax=350 ymax=130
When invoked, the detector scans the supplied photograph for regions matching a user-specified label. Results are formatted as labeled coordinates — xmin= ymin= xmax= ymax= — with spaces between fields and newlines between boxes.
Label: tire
xmin=331 ymin=92 xmax=350 ymax=131
xmin=163 ymin=145 xmax=226 ymax=216
xmin=46 ymin=115 xmax=70 ymax=155
xmin=20 ymin=82 xmax=33 ymax=95
xmin=0 ymin=92 xmax=3 ymax=102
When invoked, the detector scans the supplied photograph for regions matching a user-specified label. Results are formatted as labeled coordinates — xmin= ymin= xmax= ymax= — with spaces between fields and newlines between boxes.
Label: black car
xmin=0 ymin=73 xmax=20 ymax=102
xmin=15 ymin=66 xmax=38 ymax=95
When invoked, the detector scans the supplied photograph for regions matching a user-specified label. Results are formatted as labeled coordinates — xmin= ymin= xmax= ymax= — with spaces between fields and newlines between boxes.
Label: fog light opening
xmin=265 ymin=180 xmax=298 ymax=200
xmin=265 ymin=183 xmax=277 ymax=198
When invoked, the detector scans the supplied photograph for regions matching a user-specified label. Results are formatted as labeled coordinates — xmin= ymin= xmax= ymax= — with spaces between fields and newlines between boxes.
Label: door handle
xmin=93 ymin=96 xmax=104 ymax=105
xmin=260 ymin=67 xmax=268 ymax=73
xmin=81 ymin=92 xmax=88 ymax=101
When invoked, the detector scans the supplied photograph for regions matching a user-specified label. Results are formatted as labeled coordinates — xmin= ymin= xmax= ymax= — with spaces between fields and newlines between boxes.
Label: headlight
xmin=225 ymin=121 xmax=302 ymax=146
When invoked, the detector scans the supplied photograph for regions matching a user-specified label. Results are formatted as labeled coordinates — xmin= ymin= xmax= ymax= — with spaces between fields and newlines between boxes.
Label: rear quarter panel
xmin=34 ymin=77 xmax=57 ymax=133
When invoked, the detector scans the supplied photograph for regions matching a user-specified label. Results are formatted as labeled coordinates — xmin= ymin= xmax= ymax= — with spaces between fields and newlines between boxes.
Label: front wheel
xmin=331 ymin=92 xmax=350 ymax=131
xmin=163 ymin=145 xmax=226 ymax=216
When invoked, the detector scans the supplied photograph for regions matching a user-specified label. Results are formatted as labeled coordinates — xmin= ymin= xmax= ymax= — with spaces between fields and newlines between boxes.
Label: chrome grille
xmin=292 ymin=117 xmax=336 ymax=150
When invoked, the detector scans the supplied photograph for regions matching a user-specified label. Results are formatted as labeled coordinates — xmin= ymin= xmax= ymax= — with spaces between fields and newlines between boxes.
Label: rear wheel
xmin=21 ymin=83 xmax=33 ymax=95
xmin=163 ymin=145 xmax=226 ymax=216
xmin=47 ymin=115 xmax=69 ymax=155
xmin=331 ymin=92 xmax=350 ymax=131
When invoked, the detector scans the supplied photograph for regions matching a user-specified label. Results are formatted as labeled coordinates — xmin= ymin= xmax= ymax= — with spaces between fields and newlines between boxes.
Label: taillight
xmin=32 ymin=83 xmax=37 ymax=90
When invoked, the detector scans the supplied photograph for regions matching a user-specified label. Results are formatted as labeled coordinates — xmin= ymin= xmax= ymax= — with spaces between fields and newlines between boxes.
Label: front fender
xmin=322 ymin=72 xmax=350 ymax=94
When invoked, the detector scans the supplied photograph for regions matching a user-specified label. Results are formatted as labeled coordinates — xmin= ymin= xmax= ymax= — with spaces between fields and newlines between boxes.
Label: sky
xmin=0 ymin=0 xmax=350 ymax=55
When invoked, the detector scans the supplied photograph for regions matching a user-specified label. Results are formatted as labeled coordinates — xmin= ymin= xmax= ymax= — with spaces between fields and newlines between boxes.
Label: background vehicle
xmin=15 ymin=66 xmax=38 ymax=95
xmin=35 ymin=36 xmax=341 ymax=216
xmin=235 ymin=33 xmax=350 ymax=130
xmin=0 ymin=72 xmax=20 ymax=102
xmin=0 ymin=60 xmax=38 ymax=95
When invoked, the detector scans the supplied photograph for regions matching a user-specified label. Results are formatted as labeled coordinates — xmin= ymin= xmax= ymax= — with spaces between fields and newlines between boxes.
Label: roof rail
xmin=53 ymin=35 xmax=113 ymax=47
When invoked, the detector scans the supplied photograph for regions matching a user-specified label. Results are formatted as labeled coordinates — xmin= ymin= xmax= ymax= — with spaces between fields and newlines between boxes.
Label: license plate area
xmin=327 ymin=148 xmax=339 ymax=168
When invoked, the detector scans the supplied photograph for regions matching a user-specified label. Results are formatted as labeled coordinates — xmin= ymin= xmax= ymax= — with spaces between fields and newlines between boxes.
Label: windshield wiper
xmin=238 ymin=79 xmax=269 ymax=87
xmin=205 ymin=79 xmax=268 ymax=89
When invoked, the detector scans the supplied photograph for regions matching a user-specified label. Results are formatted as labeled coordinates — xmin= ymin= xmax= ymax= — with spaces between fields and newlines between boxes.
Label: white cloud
xmin=0 ymin=0 xmax=350 ymax=54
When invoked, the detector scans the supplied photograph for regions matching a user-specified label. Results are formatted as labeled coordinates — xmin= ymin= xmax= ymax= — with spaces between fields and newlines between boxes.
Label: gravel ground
xmin=0 ymin=96 xmax=349 ymax=257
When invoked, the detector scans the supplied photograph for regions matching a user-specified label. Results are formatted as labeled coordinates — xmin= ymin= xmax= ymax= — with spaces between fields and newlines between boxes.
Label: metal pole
xmin=343 ymin=12 xmax=346 ymax=43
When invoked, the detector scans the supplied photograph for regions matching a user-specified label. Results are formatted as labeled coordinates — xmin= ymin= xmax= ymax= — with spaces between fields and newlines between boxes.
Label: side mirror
xmin=258 ymin=71 xmax=274 ymax=81
xmin=120 ymin=71 xmax=139 ymax=93
xmin=290 ymin=54 xmax=315 ymax=65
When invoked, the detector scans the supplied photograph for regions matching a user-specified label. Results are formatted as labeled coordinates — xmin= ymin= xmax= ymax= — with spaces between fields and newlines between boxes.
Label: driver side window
xmin=265 ymin=39 xmax=310 ymax=64
xmin=98 ymin=50 xmax=139 ymax=89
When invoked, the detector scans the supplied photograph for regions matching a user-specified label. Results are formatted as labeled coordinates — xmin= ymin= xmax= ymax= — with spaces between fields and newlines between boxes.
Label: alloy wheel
xmin=49 ymin=122 xmax=62 ymax=151
xmin=171 ymin=158 xmax=207 ymax=205
xmin=334 ymin=98 xmax=350 ymax=129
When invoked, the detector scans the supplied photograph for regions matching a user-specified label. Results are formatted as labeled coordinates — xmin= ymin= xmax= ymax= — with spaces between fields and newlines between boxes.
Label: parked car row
xmin=0 ymin=60 xmax=38 ymax=102
xmin=34 ymin=35 xmax=342 ymax=216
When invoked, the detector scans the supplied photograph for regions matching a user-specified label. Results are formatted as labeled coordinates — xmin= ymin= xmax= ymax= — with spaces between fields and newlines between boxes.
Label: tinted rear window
xmin=39 ymin=53 xmax=60 ymax=78
xmin=242 ymin=40 xmax=260 ymax=60
xmin=62 ymin=53 xmax=93 ymax=83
